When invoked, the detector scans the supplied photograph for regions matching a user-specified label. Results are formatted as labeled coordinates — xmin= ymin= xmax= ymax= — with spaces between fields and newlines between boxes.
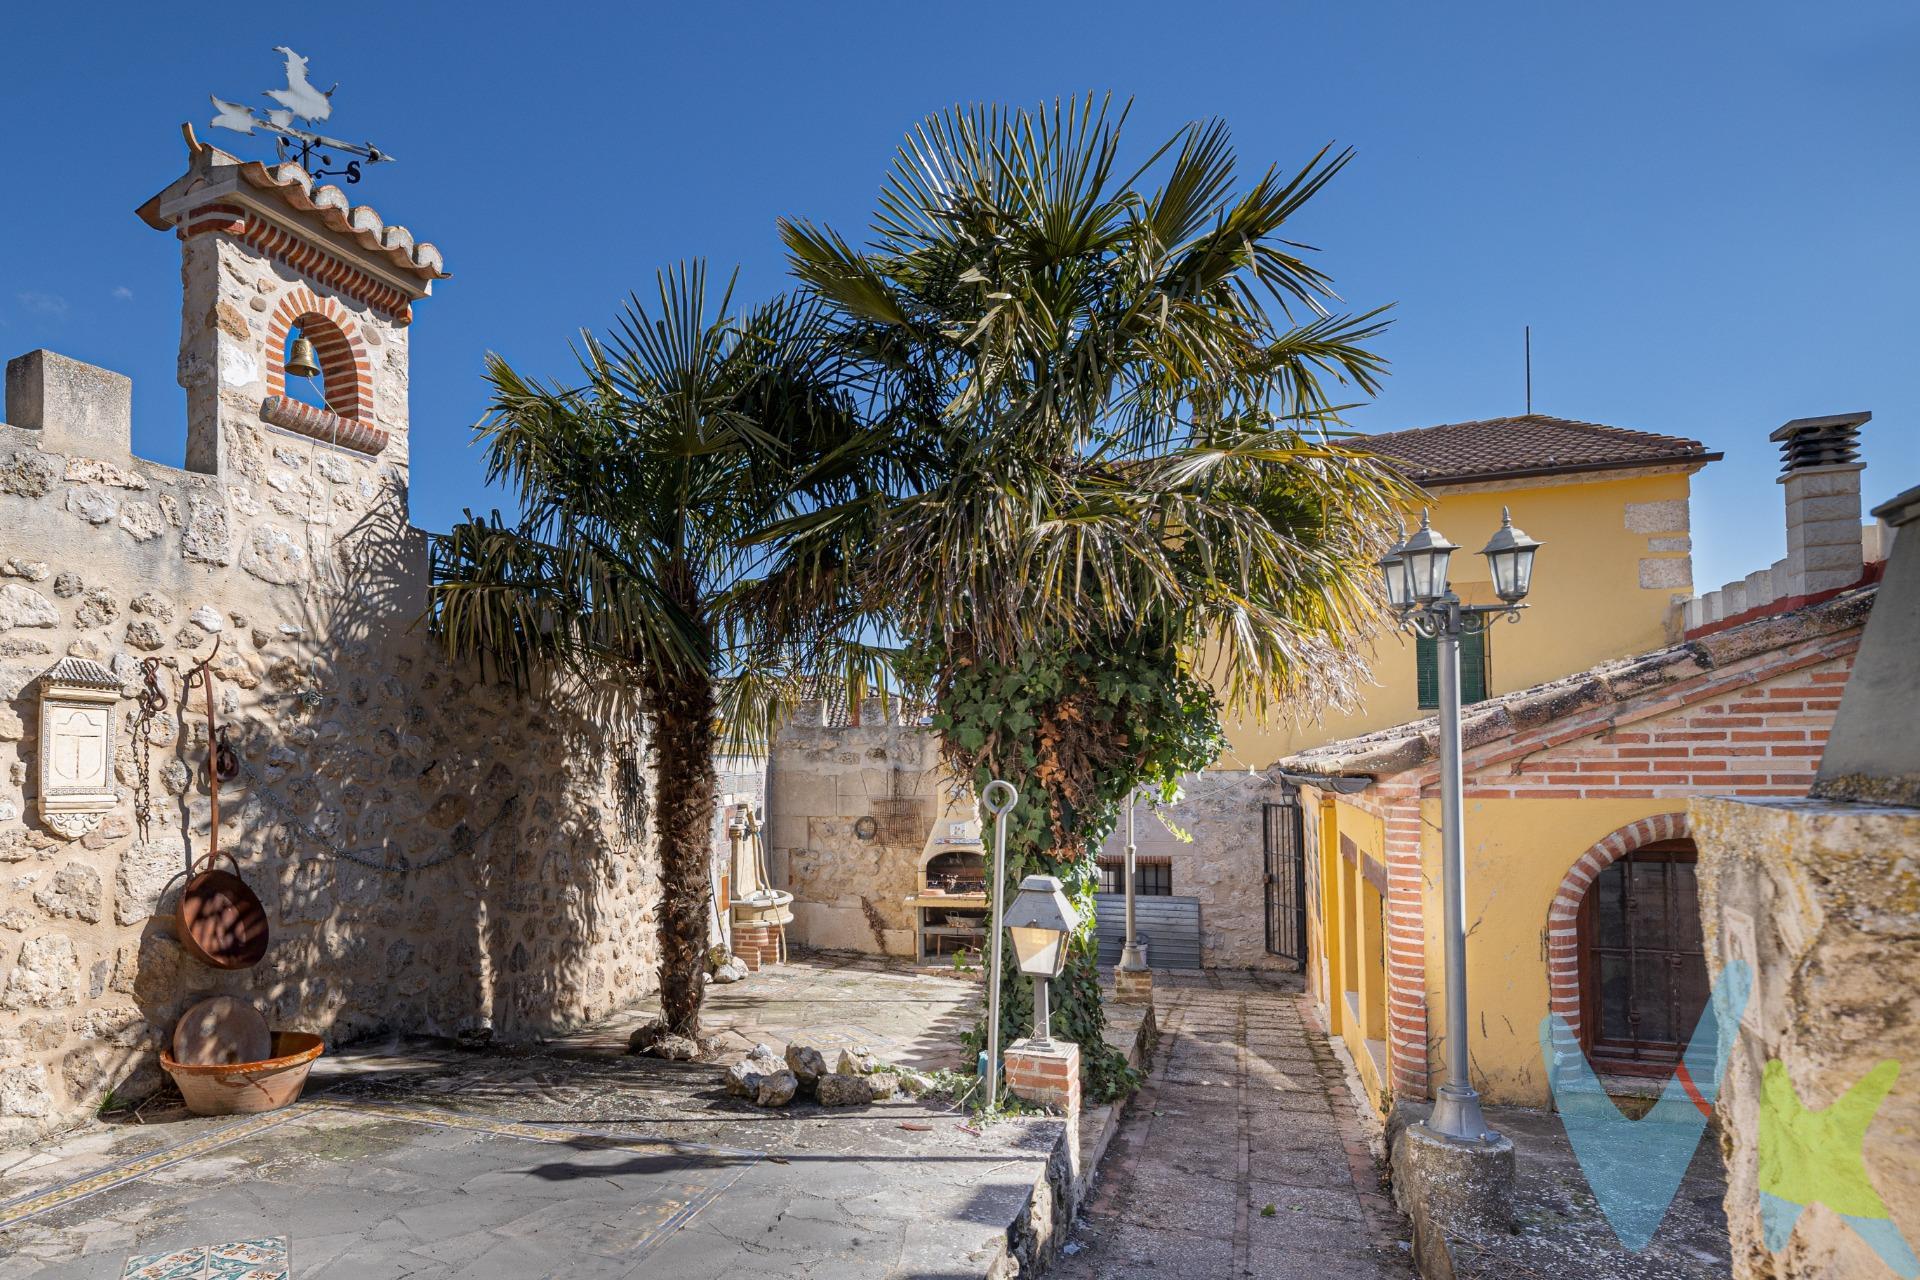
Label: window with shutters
xmin=1415 ymin=627 xmax=1490 ymax=708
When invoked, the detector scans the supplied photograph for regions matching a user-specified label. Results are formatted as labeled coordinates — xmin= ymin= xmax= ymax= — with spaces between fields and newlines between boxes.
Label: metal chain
xmin=131 ymin=656 xmax=178 ymax=844
xmin=232 ymin=753 xmax=519 ymax=873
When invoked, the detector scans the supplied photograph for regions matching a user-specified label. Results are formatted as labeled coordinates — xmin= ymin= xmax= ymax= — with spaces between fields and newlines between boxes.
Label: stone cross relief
xmin=36 ymin=659 xmax=122 ymax=840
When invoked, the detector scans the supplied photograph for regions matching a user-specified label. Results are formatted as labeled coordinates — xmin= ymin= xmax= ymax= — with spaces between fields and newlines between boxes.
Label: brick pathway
xmin=1051 ymin=970 xmax=1412 ymax=1279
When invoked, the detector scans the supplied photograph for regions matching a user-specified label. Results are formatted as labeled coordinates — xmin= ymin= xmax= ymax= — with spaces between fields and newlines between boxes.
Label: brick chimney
xmin=1769 ymin=412 xmax=1868 ymax=598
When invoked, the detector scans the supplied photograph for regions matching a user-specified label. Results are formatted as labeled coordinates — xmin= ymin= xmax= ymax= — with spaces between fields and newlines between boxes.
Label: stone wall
xmin=766 ymin=706 xmax=940 ymax=957
xmin=1097 ymin=769 xmax=1287 ymax=969
xmin=0 ymin=149 xmax=658 ymax=1142
xmin=764 ymin=706 xmax=1278 ymax=968
xmin=1693 ymin=795 xmax=1920 ymax=1280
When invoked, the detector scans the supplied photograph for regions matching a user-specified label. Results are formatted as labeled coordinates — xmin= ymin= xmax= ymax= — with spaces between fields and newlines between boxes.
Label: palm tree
xmin=429 ymin=263 xmax=853 ymax=1040
xmin=765 ymin=97 xmax=1417 ymax=1092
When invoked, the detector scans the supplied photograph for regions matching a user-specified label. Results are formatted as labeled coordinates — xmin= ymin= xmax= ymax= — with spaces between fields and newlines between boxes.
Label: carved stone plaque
xmin=37 ymin=657 xmax=122 ymax=840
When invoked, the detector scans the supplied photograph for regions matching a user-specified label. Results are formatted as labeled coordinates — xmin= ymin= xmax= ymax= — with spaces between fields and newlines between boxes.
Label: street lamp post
xmin=1119 ymin=790 xmax=1147 ymax=972
xmin=1377 ymin=507 xmax=1542 ymax=1143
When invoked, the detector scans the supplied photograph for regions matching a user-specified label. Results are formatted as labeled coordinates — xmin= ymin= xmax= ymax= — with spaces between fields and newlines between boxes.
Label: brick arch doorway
xmin=1547 ymin=813 xmax=1710 ymax=1075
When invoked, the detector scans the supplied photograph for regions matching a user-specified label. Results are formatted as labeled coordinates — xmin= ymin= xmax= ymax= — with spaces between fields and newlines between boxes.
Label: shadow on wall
xmin=1 ymin=467 xmax=656 ymax=1130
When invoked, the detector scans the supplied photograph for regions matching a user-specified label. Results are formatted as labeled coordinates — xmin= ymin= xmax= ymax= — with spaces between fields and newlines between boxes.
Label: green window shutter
xmin=1460 ymin=627 xmax=1489 ymax=705
xmin=1415 ymin=629 xmax=1491 ymax=708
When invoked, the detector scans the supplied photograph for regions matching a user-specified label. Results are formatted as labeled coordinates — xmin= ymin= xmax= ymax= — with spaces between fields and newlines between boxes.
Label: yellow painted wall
xmin=1222 ymin=469 xmax=1697 ymax=768
xmin=1417 ymin=795 xmax=1694 ymax=1108
xmin=1323 ymin=794 xmax=1389 ymax=1111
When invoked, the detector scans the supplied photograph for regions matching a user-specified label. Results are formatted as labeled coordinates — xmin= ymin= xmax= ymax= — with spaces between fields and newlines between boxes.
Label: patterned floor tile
xmin=120 ymin=1238 xmax=287 ymax=1279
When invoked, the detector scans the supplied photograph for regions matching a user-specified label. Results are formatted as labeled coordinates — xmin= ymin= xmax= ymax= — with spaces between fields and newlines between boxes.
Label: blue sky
xmin=2 ymin=2 xmax=1914 ymax=594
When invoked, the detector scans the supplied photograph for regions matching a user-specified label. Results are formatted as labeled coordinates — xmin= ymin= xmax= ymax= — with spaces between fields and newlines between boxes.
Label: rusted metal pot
xmin=177 ymin=852 xmax=270 ymax=970
xmin=176 ymin=636 xmax=269 ymax=970
xmin=161 ymin=1032 xmax=323 ymax=1115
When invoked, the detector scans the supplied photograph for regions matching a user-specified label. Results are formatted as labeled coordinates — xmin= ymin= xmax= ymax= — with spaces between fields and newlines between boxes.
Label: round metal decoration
xmin=172 ymin=995 xmax=272 ymax=1066
xmin=853 ymin=815 xmax=879 ymax=841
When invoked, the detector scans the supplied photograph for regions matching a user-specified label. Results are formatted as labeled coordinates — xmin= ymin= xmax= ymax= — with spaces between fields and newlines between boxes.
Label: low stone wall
xmin=766 ymin=706 xmax=938 ymax=956
xmin=1693 ymin=794 xmax=1920 ymax=1280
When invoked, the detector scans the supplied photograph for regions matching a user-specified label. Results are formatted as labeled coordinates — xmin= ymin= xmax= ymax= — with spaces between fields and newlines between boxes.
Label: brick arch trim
xmin=1544 ymin=811 xmax=1691 ymax=1045
xmin=265 ymin=288 xmax=372 ymax=421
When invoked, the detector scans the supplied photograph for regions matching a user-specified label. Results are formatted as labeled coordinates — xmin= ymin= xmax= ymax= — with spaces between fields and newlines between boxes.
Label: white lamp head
xmin=1005 ymin=874 xmax=1079 ymax=979
xmin=1399 ymin=509 xmax=1457 ymax=603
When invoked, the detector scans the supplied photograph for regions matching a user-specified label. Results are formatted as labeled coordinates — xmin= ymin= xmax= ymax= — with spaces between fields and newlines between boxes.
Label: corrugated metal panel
xmin=1093 ymin=894 xmax=1203 ymax=971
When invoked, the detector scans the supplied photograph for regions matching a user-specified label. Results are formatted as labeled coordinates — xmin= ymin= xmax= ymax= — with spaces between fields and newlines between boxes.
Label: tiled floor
xmin=0 ymin=954 xmax=1056 ymax=1280
xmin=121 ymin=1238 xmax=288 ymax=1280
xmin=1050 ymin=970 xmax=1414 ymax=1280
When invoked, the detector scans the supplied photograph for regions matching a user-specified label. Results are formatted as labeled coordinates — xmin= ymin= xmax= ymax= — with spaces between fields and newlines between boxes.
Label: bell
xmin=285 ymin=331 xmax=322 ymax=379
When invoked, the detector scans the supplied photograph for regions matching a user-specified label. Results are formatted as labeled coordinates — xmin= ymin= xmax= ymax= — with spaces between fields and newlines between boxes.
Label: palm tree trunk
xmin=645 ymin=662 xmax=717 ymax=1038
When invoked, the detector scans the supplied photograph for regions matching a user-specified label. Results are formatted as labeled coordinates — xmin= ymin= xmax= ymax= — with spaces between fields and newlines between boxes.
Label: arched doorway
xmin=1577 ymin=838 xmax=1709 ymax=1075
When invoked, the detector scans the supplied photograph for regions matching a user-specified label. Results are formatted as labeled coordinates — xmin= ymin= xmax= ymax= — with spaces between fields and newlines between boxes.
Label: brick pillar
xmin=1114 ymin=966 xmax=1154 ymax=1004
xmin=1771 ymin=413 xmax=1868 ymax=598
xmin=1005 ymin=1038 xmax=1080 ymax=1114
xmin=1379 ymin=781 xmax=1432 ymax=1101
xmin=732 ymin=923 xmax=780 ymax=971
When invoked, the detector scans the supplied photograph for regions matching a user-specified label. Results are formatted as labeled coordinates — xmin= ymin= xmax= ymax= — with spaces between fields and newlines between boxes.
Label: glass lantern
xmin=1480 ymin=507 xmax=1542 ymax=603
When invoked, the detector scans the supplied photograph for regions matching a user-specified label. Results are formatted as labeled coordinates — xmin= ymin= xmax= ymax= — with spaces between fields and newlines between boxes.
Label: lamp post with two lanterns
xmin=1375 ymin=506 xmax=1542 ymax=1143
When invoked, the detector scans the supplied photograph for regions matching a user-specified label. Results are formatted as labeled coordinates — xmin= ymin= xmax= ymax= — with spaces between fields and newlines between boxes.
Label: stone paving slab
xmin=0 ymin=956 xmax=1061 ymax=1280
xmin=1048 ymin=970 xmax=1413 ymax=1280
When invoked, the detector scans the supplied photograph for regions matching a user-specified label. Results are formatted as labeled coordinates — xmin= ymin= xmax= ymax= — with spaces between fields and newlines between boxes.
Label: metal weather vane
xmin=208 ymin=47 xmax=394 ymax=183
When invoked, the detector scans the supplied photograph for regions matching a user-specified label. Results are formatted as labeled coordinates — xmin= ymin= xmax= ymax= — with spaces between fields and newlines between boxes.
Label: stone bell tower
xmin=136 ymin=129 xmax=448 ymax=481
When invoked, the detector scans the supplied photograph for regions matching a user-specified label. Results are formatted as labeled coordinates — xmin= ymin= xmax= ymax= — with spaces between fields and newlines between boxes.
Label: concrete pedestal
xmin=1391 ymin=1120 xmax=1516 ymax=1279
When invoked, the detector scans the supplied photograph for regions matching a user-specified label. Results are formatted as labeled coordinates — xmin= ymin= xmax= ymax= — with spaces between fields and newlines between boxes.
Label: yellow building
xmin=1226 ymin=415 xmax=1719 ymax=769
xmin=1272 ymin=414 xmax=1885 ymax=1119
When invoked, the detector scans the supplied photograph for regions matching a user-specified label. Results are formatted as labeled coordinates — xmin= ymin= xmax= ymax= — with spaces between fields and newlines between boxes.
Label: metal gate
xmin=1263 ymin=798 xmax=1307 ymax=967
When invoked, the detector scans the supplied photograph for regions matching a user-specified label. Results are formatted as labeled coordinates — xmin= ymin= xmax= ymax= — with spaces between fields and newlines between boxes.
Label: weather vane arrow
xmin=208 ymin=47 xmax=394 ymax=182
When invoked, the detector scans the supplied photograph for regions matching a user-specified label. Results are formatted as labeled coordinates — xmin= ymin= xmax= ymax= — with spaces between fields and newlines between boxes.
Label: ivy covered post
xmin=923 ymin=635 xmax=1224 ymax=1102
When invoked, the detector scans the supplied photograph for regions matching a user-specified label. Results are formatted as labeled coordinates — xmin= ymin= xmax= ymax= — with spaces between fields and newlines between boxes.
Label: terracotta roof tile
xmin=233 ymin=159 xmax=448 ymax=282
xmin=1361 ymin=414 xmax=1718 ymax=486
xmin=138 ymin=139 xmax=447 ymax=283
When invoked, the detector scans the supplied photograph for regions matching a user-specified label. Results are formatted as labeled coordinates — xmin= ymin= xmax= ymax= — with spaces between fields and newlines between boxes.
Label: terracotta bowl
xmin=160 ymin=1032 xmax=323 ymax=1115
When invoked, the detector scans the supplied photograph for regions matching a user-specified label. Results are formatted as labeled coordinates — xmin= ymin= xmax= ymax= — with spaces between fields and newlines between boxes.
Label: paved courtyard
xmin=1050 ymin=970 xmax=1413 ymax=1279
xmin=0 ymin=954 xmax=1060 ymax=1280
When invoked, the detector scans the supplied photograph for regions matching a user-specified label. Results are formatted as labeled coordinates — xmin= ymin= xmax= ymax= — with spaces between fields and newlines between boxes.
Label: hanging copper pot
xmin=179 ymin=852 xmax=270 ymax=969
xmin=178 ymin=638 xmax=269 ymax=970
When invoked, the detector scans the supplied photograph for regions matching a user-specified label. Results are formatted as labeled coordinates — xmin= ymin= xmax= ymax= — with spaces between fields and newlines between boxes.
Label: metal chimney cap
xmin=1768 ymin=410 xmax=1872 ymax=442
xmin=1769 ymin=411 xmax=1868 ymax=476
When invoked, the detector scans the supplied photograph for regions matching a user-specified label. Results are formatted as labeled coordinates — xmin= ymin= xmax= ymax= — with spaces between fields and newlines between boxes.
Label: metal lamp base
xmin=1117 ymin=944 xmax=1148 ymax=971
xmin=1428 ymin=1083 xmax=1497 ymax=1142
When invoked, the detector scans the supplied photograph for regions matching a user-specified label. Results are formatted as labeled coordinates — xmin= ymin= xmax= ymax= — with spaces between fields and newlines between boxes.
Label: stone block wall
xmin=765 ymin=707 xmax=1281 ymax=965
xmin=766 ymin=706 xmax=939 ymax=956
xmin=0 ymin=148 xmax=662 ymax=1140
xmin=0 ymin=398 xmax=656 ymax=1140
xmin=1098 ymin=769 xmax=1289 ymax=969
xmin=1693 ymin=795 xmax=1920 ymax=1280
